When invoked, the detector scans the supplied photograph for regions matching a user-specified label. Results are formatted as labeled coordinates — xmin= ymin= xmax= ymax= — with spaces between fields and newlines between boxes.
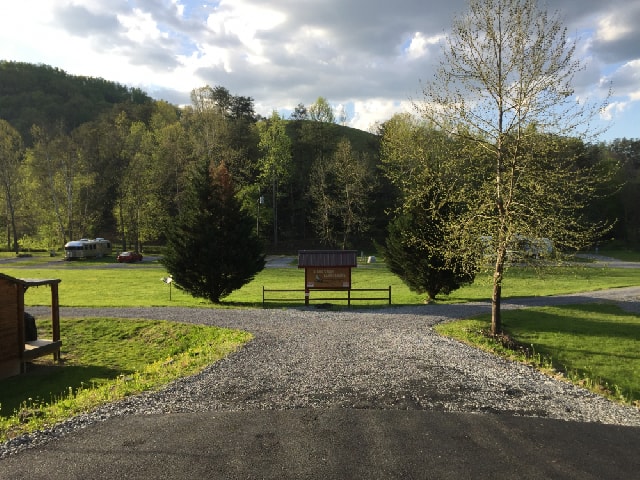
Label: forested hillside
xmin=0 ymin=61 xmax=153 ymax=145
xmin=0 ymin=61 xmax=638 ymax=256
xmin=0 ymin=62 xmax=386 ymax=254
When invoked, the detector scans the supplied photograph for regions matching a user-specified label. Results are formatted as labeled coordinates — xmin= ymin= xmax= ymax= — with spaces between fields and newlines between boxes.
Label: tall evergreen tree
xmin=162 ymin=160 xmax=265 ymax=303
xmin=379 ymin=207 xmax=475 ymax=303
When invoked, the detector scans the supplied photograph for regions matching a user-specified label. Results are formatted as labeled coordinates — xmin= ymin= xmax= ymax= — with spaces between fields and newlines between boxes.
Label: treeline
xmin=0 ymin=62 xmax=638 ymax=254
xmin=0 ymin=62 xmax=386 ymax=253
xmin=605 ymin=138 xmax=640 ymax=244
xmin=0 ymin=61 xmax=154 ymax=144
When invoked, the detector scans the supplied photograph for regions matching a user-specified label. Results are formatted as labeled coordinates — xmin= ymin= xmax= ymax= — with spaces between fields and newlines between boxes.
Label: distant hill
xmin=0 ymin=60 xmax=153 ymax=144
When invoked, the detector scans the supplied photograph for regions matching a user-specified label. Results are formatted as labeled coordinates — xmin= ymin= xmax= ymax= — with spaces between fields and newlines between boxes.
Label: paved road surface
xmin=2 ymin=409 xmax=639 ymax=479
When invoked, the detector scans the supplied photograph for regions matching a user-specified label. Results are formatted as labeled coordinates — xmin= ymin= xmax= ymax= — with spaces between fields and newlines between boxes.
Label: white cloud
xmin=350 ymin=99 xmax=413 ymax=132
xmin=600 ymin=101 xmax=628 ymax=121
xmin=404 ymin=32 xmax=443 ymax=60
xmin=595 ymin=14 xmax=631 ymax=43
xmin=206 ymin=1 xmax=285 ymax=59
xmin=172 ymin=0 xmax=185 ymax=18
xmin=119 ymin=8 xmax=166 ymax=44
xmin=0 ymin=0 xmax=638 ymax=141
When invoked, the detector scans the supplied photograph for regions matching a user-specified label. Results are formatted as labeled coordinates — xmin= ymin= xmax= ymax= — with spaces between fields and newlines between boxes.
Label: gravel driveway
xmin=4 ymin=286 xmax=639 ymax=458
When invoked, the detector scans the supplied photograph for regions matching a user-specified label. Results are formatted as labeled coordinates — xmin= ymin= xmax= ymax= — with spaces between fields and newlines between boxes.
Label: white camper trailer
xmin=64 ymin=238 xmax=112 ymax=260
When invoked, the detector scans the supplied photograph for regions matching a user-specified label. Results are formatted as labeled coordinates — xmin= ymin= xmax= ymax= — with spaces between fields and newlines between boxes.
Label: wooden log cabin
xmin=0 ymin=273 xmax=62 ymax=379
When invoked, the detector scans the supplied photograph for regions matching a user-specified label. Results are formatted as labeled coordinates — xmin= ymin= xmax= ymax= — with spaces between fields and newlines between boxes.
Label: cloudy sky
xmin=1 ymin=0 xmax=638 ymax=141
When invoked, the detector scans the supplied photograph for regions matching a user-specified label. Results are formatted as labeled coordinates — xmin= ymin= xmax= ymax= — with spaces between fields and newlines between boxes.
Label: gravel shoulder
xmin=3 ymin=286 xmax=640 ymax=459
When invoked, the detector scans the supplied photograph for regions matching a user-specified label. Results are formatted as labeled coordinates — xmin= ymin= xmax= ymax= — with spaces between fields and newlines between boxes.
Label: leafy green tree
xmin=302 ymin=98 xmax=341 ymax=166
xmin=308 ymin=138 xmax=375 ymax=248
xmin=115 ymin=121 xmax=161 ymax=251
xmin=257 ymin=111 xmax=293 ymax=246
xmin=191 ymin=85 xmax=256 ymax=122
xmin=290 ymin=103 xmax=308 ymax=120
xmin=25 ymin=123 xmax=95 ymax=243
xmin=607 ymin=138 xmax=640 ymax=244
xmin=0 ymin=119 xmax=23 ymax=252
xmin=308 ymin=97 xmax=335 ymax=123
xmin=186 ymin=86 xmax=259 ymax=188
xmin=65 ymin=110 xmax=137 ymax=242
xmin=93 ymin=112 xmax=133 ymax=248
xmin=149 ymin=106 xmax=193 ymax=219
xmin=162 ymin=161 xmax=265 ymax=303
xmin=416 ymin=0 xmax=612 ymax=333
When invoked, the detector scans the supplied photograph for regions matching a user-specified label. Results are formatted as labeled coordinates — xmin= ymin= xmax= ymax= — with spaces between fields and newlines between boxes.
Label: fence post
xmin=388 ymin=286 xmax=391 ymax=305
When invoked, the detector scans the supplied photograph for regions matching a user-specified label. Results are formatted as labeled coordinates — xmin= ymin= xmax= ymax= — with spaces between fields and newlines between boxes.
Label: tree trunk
xmin=10 ymin=208 xmax=18 ymax=253
xmin=491 ymin=248 xmax=505 ymax=334
xmin=272 ymin=176 xmax=278 ymax=247
xmin=118 ymin=199 xmax=127 ymax=251
xmin=491 ymin=273 xmax=502 ymax=334
xmin=5 ymin=193 xmax=19 ymax=253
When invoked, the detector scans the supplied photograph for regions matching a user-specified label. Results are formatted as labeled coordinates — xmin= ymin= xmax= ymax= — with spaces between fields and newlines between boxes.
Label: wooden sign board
xmin=305 ymin=266 xmax=351 ymax=289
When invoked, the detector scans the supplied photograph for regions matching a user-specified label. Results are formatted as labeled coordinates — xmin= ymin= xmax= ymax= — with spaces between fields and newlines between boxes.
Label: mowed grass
xmin=2 ymin=257 xmax=640 ymax=307
xmin=435 ymin=303 xmax=640 ymax=405
xmin=0 ymin=317 xmax=252 ymax=441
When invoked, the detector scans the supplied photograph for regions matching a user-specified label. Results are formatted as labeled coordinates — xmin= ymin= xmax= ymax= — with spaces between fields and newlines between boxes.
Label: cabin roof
xmin=0 ymin=272 xmax=61 ymax=287
xmin=298 ymin=250 xmax=358 ymax=268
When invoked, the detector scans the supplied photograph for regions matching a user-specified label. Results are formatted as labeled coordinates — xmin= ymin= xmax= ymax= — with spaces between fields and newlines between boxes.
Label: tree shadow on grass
xmin=0 ymin=361 xmax=124 ymax=418
xmin=504 ymin=303 xmax=640 ymax=340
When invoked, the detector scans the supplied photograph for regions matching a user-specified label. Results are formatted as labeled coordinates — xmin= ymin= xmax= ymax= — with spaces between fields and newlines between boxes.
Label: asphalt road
xmin=2 ymin=409 xmax=639 ymax=479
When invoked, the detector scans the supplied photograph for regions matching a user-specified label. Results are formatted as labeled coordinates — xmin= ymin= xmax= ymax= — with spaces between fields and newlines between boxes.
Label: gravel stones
xmin=3 ymin=287 xmax=640 ymax=458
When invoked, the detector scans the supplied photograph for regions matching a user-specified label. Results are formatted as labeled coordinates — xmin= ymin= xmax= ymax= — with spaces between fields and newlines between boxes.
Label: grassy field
xmin=0 ymin=251 xmax=638 ymax=440
xmin=598 ymin=248 xmax=640 ymax=262
xmin=1 ymin=254 xmax=639 ymax=307
xmin=0 ymin=317 xmax=251 ymax=441
xmin=435 ymin=303 xmax=640 ymax=406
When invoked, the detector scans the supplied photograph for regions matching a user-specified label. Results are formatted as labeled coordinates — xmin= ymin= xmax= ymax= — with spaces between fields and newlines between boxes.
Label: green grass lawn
xmin=2 ymin=257 xmax=639 ymax=308
xmin=597 ymin=249 xmax=640 ymax=262
xmin=435 ymin=303 xmax=640 ymax=405
xmin=0 ymin=317 xmax=251 ymax=441
xmin=504 ymin=304 xmax=640 ymax=402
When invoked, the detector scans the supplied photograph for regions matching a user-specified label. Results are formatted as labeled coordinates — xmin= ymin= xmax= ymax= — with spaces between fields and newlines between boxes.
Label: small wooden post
xmin=51 ymin=282 xmax=61 ymax=361
xmin=17 ymin=281 xmax=26 ymax=365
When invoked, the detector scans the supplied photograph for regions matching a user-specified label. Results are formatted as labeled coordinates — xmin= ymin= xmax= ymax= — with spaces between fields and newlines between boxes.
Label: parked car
xmin=116 ymin=251 xmax=143 ymax=263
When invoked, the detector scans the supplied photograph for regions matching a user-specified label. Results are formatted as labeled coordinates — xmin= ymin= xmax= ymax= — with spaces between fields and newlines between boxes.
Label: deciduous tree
xmin=0 ymin=119 xmax=23 ymax=252
xmin=416 ymin=0 xmax=613 ymax=333
xmin=290 ymin=103 xmax=308 ymax=120
xmin=26 ymin=123 xmax=95 ymax=243
xmin=257 ymin=111 xmax=292 ymax=246
xmin=308 ymin=97 xmax=335 ymax=124
xmin=379 ymin=114 xmax=476 ymax=301
xmin=309 ymin=138 xmax=375 ymax=249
